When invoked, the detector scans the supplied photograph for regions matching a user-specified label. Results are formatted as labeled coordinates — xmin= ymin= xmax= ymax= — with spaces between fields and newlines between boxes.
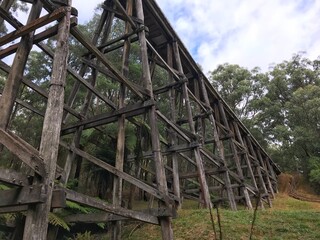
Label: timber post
xmin=23 ymin=1 xmax=71 ymax=239
xmin=135 ymin=0 xmax=174 ymax=238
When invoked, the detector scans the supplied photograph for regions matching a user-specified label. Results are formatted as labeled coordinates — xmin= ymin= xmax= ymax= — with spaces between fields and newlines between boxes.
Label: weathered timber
xmin=60 ymin=187 xmax=159 ymax=225
xmin=70 ymin=26 xmax=145 ymax=99
xmin=136 ymin=0 xmax=174 ymax=238
xmin=0 ymin=185 xmax=46 ymax=207
xmin=0 ymin=17 xmax=78 ymax=58
xmin=61 ymin=100 xmax=154 ymax=135
xmin=111 ymin=1 xmax=133 ymax=238
xmin=0 ymin=1 xmax=42 ymax=130
xmin=23 ymin=4 xmax=71 ymax=239
xmin=65 ymin=213 xmax=128 ymax=223
xmin=59 ymin=142 xmax=177 ymax=202
xmin=0 ymin=129 xmax=45 ymax=176
xmin=173 ymin=41 xmax=212 ymax=209
xmin=0 ymin=168 xmax=30 ymax=186
xmin=0 ymin=7 xmax=69 ymax=46
xmin=0 ymin=60 xmax=83 ymax=120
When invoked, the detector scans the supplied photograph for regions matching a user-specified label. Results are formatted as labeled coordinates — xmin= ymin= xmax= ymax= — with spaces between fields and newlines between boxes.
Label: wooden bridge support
xmin=0 ymin=0 xmax=280 ymax=239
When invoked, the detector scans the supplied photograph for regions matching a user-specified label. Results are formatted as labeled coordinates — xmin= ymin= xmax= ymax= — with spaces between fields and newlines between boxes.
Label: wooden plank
xmin=80 ymin=59 xmax=149 ymax=97
xmin=0 ymin=4 xmax=23 ymax=30
xmin=59 ymin=142 xmax=176 ymax=202
xmin=37 ymin=43 xmax=117 ymax=110
xmin=61 ymin=100 xmax=154 ymax=135
xmin=82 ymin=29 xmax=136 ymax=57
xmin=0 ymin=17 xmax=78 ymax=58
xmin=0 ymin=7 xmax=68 ymax=46
xmin=0 ymin=168 xmax=30 ymax=186
xmin=0 ymin=60 xmax=83 ymax=120
xmin=65 ymin=213 xmax=128 ymax=223
xmin=0 ymin=205 xmax=28 ymax=214
xmin=5 ymin=129 xmax=66 ymax=181
xmin=167 ymin=43 xmax=181 ymax=208
xmin=146 ymin=39 xmax=180 ymax=81
xmin=0 ymin=129 xmax=45 ymax=176
xmin=0 ymin=189 xmax=66 ymax=213
xmin=60 ymin=187 xmax=159 ymax=225
xmin=70 ymin=26 xmax=144 ymax=99
xmin=156 ymin=110 xmax=192 ymax=142
xmin=0 ymin=185 xmax=46 ymax=207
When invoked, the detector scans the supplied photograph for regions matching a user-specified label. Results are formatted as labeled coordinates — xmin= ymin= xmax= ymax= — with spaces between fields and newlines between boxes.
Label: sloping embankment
xmin=278 ymin=173 xmax=320 ymax=203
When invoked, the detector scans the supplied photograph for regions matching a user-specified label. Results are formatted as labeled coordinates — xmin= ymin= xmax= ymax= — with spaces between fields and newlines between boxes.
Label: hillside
xmin=122 ymin=174 xmax=320 ymax=240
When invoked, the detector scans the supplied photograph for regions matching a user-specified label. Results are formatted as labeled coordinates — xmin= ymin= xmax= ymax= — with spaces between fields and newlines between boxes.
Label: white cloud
xmin=73 ymin=0 xmax=320 ymax=73
xmin=156 ymin=0 xmax=320 ymax=73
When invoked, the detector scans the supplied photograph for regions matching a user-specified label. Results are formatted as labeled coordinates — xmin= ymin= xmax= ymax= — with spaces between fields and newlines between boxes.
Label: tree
xmin=210 ymin=54 xmax=320 ymax=189
xmin=209 ymin=63 xmax=269 ymax=148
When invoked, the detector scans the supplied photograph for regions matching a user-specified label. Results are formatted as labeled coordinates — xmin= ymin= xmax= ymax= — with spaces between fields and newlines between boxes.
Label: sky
xmin=73 ymin=0 xmax=320 ymax=73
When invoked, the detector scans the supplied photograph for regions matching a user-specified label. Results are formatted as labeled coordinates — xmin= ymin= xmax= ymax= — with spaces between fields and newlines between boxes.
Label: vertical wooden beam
xmin=256 ymin=150 xmax=275 ymax=198
xmin=266 ymin=158 xmax=278 ymax=193
xmin=167 ymin=43 xmax=181 ymax=208
xmin=229 ymin=122 xmax=253 ymax=209
xmin=232 ymin=122 xmax=258 ymax=191
xmin=23 ymin=2 xmax=71 ymax=239
xmin=112 ymin=0 xmax=133 ymax=239
xmin=245 ymin=136 xmax=271 ymax=207
xmin=173 ymin=42 xmax=212 ymax=209
xmin=216 ymin=101 xmax=238 ymax=210
xmin=135 ymin=0 xmax=173 ymax=239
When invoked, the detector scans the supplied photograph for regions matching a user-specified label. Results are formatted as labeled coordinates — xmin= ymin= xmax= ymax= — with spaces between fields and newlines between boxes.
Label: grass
xmin=123 ymin=194 xmax=320 ymax=240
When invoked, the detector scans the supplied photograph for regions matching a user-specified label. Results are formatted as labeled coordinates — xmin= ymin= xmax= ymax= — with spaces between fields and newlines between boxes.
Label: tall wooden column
xmin=232 ymin=122 xmax=259 ymax=191
xmin=23 ymin=2 xmax=71 ymax=239
xmin=173 ymin=42 xmax=212 ymax=209
xmin=167 ymin=43 xmax=181 ymax=208
xmin=112 ymin=0 xmax=133 ymax=239
xmin=227 ymin=121 xmax=253 ymax=209
xmin=245 ymin=136 xmax=271 ymax=207
xmin=216 ymin=101 xmax=238 ymax=210
xmin=256 ymin=150 xmax=275 ymax=198
xmin=135 ymin=0 xmax=173 ymax=239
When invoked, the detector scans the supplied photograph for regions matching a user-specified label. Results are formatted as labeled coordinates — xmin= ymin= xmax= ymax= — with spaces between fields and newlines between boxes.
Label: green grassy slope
xmin=123 ymin=194 xmax=320 ymax=240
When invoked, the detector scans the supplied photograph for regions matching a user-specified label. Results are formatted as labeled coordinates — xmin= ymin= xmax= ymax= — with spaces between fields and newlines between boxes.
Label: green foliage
xmin=48 ymin=212 xmax=70 ymax=231
xmin=308 ymin=157 xmax=320 ymax=187
xmin=65 ymin=201 xmax=91 ymax=214
xmin=126 ymin=197 xmax=320 ymax=240
xmin=210 ymin=53 xmax=320 ymax=187
xmin=0 ymin=184 xmax=10 ymax=190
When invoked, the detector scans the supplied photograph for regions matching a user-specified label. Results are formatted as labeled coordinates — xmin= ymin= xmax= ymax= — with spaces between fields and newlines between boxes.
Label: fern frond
xmin=0 ymin=184 xmax=10 ymax=190
xmin=48 ymin=212 xmax=70 ymax=231
xmin=66 ymin=201 xmax=90 ymax=214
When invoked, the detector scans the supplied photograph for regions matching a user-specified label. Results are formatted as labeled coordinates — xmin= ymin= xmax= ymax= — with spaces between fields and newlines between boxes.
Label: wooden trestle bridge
xmin=0 ymin=0 xmax=280 ymax=239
